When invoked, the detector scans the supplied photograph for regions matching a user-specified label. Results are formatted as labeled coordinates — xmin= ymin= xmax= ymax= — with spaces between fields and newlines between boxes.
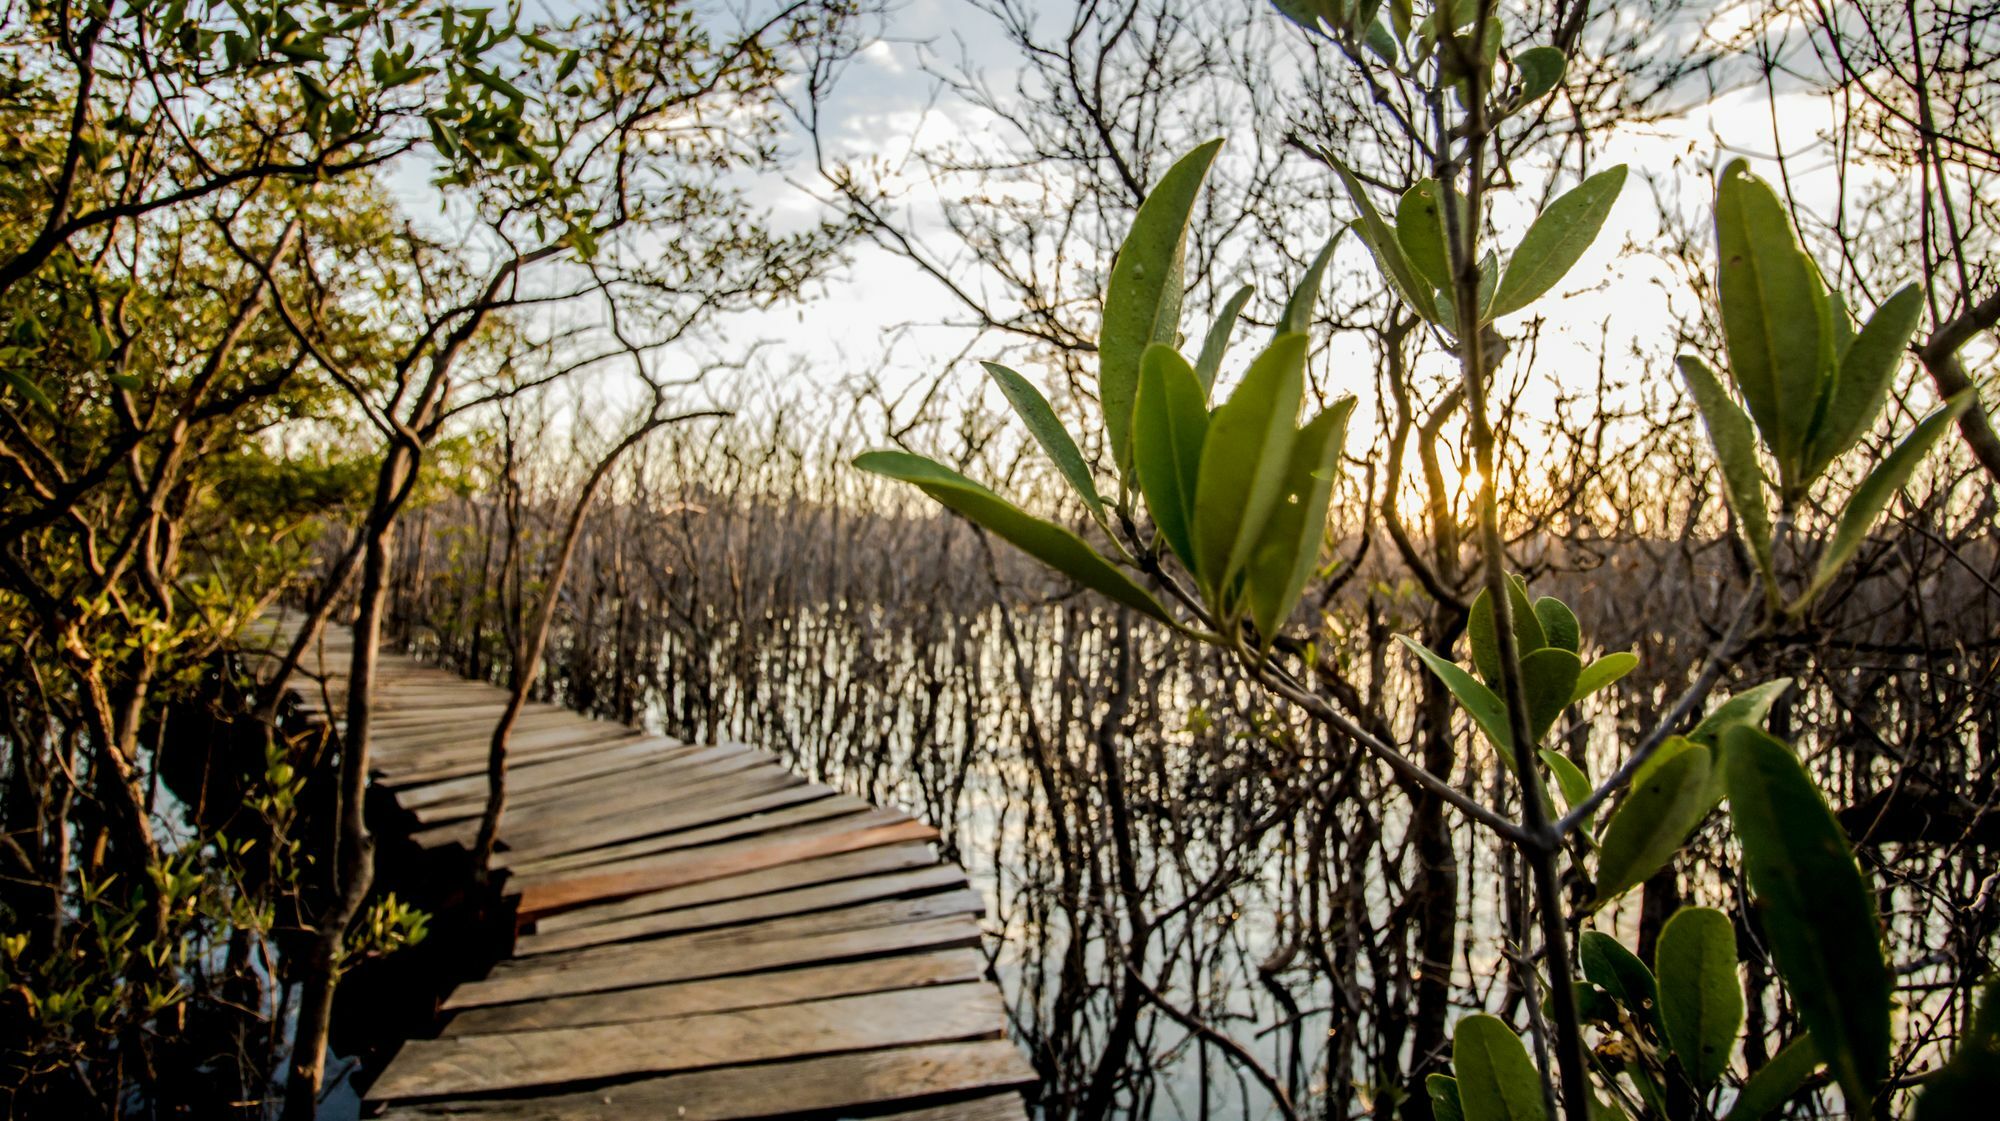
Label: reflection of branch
xmin=1122 ymin=961 xmax=1300 ymax=1121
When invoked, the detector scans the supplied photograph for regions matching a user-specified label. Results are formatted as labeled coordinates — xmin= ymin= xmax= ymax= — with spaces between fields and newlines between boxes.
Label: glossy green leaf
xmin=1678 ymin=354 xmax=1774 ymax=581
xmin=1133 ymin=345 xmax=1210 ymax=573
xmin=1541 ymin=748 xmax=1594 ymax=831
xmin=1793 ymin=391 xmax=1974 ymax=610
xmin=1656 ymin=906 xmax=1743 ymax=1087
xmin=1191 ymin=334 xmax=1307 ymax=604
xmin=1571 ymin=651 xmax=1637 ymax=704
xmin=1278 ymin=236 xmax=1339 ymax=338
xmin=1723 ymin=725 xmax=1889 ymax=1112
xmin=1914 ymin=981 xmax=2000 ymax=1121
xmin=1452 ymin=1014 xmax=1547 ymax=1121
xmin=1581 ymin=930 xmax=1663 ymax=1036
xmin=1592 ymin=738 xmax=1712 ymax=906
xmin=1399 ymin=635 xmax=1511 ymax=750
xmin=1521 ymin=647 xmax=1582 ymax=743
xmin=1511 ymin=46 xmax=1566 ymax=107
xmin=1714 ymin=160 xmax=1828 ymax=487
xmin=1802 ymin=284 xmax=1922 ymax=484
xmin=984 ymin=361 xmax=1107 ymax=527
xmin=3 ymin=369 xmax=55 ymax=412
xmin=1398 ymin=178 xmax=1451 ymax=290
xmin=1488 ymin=165 xmax=1627 ymax=318
xmin=1534 ymin=596 xmax=1579 ymax=653
xmin=1247 ymin=397 xmax=1354 ymax=648
xmin=854 ymin=451 xmax=1177 ymax=627
xmin=1195 ymin=284 xmax=1255 ymax=395
xmin=1723 ymin=1033 xmax=1821 ymax=1121
xmin=1428 ymin=1073 xmax=1467 ymax=1121
xmin=1102 ymin=140 xmax=1224 ymax=476
xmin=1467 ymin=580 xmax=1547 ymax=685
xmin=1687 ymin=679 xmax=1792 ymax=748
xmin=1330 ymin=153 xmax=1440 ymax=322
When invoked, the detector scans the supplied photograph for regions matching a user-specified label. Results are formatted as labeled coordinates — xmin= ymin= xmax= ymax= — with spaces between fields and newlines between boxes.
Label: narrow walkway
xmin=249 ymin=614 xmax=1035 ymax=1120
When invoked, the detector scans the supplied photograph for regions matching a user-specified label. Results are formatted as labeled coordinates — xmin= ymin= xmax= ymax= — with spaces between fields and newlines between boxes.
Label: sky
xmin=389 ymin=0 xmax=1897 ymax=492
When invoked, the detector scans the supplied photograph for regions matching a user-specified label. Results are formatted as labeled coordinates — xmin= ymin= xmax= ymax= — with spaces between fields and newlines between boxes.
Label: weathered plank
xmin=393 ymin=736 xmax=687 ymax=811
xmin=420 ymin=760 xmax=799 ymax=852
xmin=445 ymin=914 xmax=984 ymax=1008
xmin=405 ymin=743 xmax=752 ymax=826
xmin=510 ymin=816 xmax=936 ymax=918
xmin=516 ymin=863 xmax=970 ymax=954
xmin=374 ymin=1040 xmax=1036 ymax=1120
xmin=441 ymin=948 xmax=990 ymax=1036
xmin=372 ymin=982 xmax=1006 ymax=1101
xmin=495 ymin=779 xmax=842 ymax=866
xmin=529 ymin=842 xmax=943 ymax=934
xmin=496 ymin=890 xmax=987 ymax=983
xmin=495 ymin=793 xmax=873 ymax=875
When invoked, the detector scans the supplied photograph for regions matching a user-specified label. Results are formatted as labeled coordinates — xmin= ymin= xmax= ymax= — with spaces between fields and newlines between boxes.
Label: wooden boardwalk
xmin=249 ymin=615 xmax=1035 ymax=1120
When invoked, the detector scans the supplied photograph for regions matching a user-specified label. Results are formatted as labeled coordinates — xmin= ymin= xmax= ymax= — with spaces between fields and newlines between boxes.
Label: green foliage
xmin=1722 ymin=725 xmax=1890 ymax=1112
xmin=1134 ymin=345 xmax=1211 ymax=571
xmin=1100 ymin=140 xmax=1224 ymax=477
xmin=1404 ymin=576 xmax=1635 ymax=753
xmin=986 ymin=360 xmax=1109 ymax=529
xmin=1592 ymin=738 xmax=1712 ymax=906
xmin=1487 ymin=166 xmax=1628 ymax=319
xmin=1654 ymin=907 xmax=1742 ymax=1087
xmin=853 ymin=452 xmax=1179 ymax=628
xmin=1724 ymin=1034 xmax=1821 ymax=1121
xmin=1452 ymin=1014 xmax=1549 ymax=1121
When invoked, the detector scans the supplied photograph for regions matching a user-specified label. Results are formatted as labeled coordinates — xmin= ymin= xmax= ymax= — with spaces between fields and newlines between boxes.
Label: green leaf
xmin=1592 ymin=738 xmax=1712 ymax=906
xmin=1520 ymin=647 xmax=1582 ymax=743
xmin=1195 ymin=284 xmax=1255 ymax=395
xmin=1133 ymin=345 xmax=1210 ymax=574
xmin=1687 ymin=679 xmax=1792 ymax=748
xmin=1793 ymin=391 xmax=1974 ymax=610
xmin=1278 ymin=236 xmax=1339 ymax=338
xmin=3 ymin=369 xmax=56 ymax=412
xmin=1467 ymin=580 xmax=1547 ymax=686
xmin=1428 ymin=1073 xmax=1467 ymax=1121
xmin=1540 ymin=748 xmax=1594 ymax=831
xmin=1914 ymin=981 xmax=2000 ymax=1121
xmin=1801 ymin=284 xmax=1922 ymax=484
xmin=1533 ymin=596 xmax=1579 ymax=653
xmin=1102 ymin=140 xmax=1224 ymax=476
xmin=984 ymin=362 xmax=1107 ymax=527
xmin=1511 ymin=46 xmax=1566 ymax=107
xmin=1678 ymin=355 xmax=1774 ymax=581
xmin=854 ymin=452 xmax=1178 ymax=628
xmin=1452 ymin=1014 xmax=1548 ymax=1121
xmin=1581 ymin=931 xmax=1663 ymax=1037
xmin=1246 ymin=398 xmax=1354 ymax=648
xmin=1399 ymin=635 xmax=1511 ymax=750
xmin=1329 ymin=153 xmax=1439 ymax=322
xmin=1724 ymin=1033 xmax=1821 ymax=1121
xmin=1722 ymin=725 xmax=1890 ymax=1112
xmin=1714 ymin=160 xmax=1829 ymax=488
xmin=1656 ymin=906 xmax=1743 ymax=1087
xmin=1397 ymin=179 xmax=1451 ymax=290
xmin=1487 ymin=165 xmax=1627 ymax=318
xmin=1570 ymin=651 xmax=1637 ymax=704
xmin=1191 ymin=334 xmax=1306 ymax=605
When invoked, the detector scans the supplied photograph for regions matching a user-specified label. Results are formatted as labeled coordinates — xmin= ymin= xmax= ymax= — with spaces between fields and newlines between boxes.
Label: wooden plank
xmin=496 ymin=793 xmax=873 ymax=875
xmin=508 ymin=813 xmax=931 ymax=917
xmin=393 ymin=736 xmax=687 ymax=810
xmin=504 ymin=890 xmax=983 ymax=978
xmin=516 ymin=863 xmax=969 ymax=954
xmin=445 ymin=914 xmax=983 ymax=1008
xmin=373 ymin=1039 xmax=1037 ymax=1120
xmin=404 ymin=744 xmax=753 ymax=826
xmin=441 ymin=948 xmax=990 ymax=1036
xmin=495 ymin=779 xmax=839 ymax=866
xmin=418 ymin=760 xmax=797 ymax=852
xmin=381 ymin=728 xmax=648 ymax=792
xmin=875 ymin=1094 xmax=1029 ymax=1121
xmin=371 ymin=982 xmax=1007 ymax=1102
xmin=530 ymin=843 xmax=942 ymax=934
